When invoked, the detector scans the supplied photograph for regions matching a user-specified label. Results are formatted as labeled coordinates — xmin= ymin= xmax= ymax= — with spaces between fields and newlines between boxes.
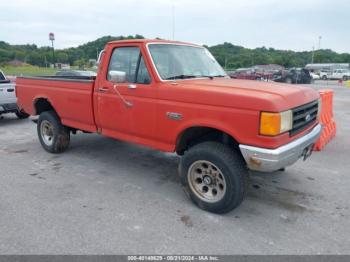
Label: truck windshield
xmin=148 ymin=44 xmax=226 ymax=80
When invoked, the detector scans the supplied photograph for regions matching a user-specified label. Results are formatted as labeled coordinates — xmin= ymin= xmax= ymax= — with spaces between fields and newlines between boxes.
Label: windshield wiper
xmin=202 ymin=75 xmax=227 ymax=78
xmin=166 ymin=74 xmax=227 ymax=80
xmin=165 ymin=75 xmax=197 ymax=80
xmin=197 ymin=75 xmax=227 ymax=79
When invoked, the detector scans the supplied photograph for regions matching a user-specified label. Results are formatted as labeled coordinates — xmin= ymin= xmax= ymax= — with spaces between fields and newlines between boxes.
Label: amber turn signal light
xmin=260 ymin=110 xmax=293 ymax=136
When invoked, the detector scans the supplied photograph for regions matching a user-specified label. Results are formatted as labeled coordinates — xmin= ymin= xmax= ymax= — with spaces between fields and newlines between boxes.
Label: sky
xmin=0 ymin=0 xmax=349 ymax=52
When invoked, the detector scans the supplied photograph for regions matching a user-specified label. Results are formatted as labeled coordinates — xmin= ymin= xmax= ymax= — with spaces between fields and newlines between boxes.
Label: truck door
xmin=95 ymin=45 xmax=157 ymax=146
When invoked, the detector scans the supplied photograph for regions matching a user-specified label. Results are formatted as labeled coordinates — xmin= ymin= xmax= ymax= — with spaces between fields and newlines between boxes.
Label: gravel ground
xmin=0 ymin=80 xmax=349 ymax=254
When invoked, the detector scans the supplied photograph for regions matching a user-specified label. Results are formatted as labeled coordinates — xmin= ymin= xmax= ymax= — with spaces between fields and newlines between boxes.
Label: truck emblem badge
xmin=166 ymin=112 xmax=182 ymax=121
xmin=305 ymin=114 xmax=311 ymax=121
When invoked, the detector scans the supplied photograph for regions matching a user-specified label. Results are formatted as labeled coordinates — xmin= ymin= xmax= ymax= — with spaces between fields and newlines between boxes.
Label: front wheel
xmin=179 ymin=142 xmax=248 ymax=214
xmin=37 ymin=111 xmax=70 ymax=153
xmin=343 ymin=76 xmax=348 ymax=81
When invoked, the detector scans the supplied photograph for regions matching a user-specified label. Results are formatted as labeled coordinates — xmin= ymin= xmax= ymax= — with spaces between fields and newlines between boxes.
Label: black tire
xmin=343 ymin=76 xmax=348 ymax=81
xmin=322 ymin=75 xmax=327 ymax=80
xmin=37 ymin=111 xmax=70 ymax=153
xmin=179 ymin=142 xmax=248 ymax=214
xmin=15 ymin=110 xmax=29 ymax=119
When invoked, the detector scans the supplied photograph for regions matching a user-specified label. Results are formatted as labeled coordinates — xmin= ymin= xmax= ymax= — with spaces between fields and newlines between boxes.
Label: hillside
xmin=1 ymin=35 xmax=350 ymax=69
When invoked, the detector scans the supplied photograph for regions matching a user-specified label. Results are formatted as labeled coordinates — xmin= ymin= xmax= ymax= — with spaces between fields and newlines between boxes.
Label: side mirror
xmin=108 ymin=70 xmax=126 ymax=83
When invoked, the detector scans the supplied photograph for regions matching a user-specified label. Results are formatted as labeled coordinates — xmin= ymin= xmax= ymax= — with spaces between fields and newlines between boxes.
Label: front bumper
xmin=239 ymin=124 xmax=322 ymax=172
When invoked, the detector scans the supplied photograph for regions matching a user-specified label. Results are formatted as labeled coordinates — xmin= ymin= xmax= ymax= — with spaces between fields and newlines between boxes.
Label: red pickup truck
xmin=16 ymin=39 xmax=322 ymax=213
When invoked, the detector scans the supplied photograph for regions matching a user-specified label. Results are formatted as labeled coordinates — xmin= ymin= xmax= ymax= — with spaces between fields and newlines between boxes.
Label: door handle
xmin=128 ymin=84 xmax=137 ymax=89
xmin=99 ymin=87 xmax=109 ymax=92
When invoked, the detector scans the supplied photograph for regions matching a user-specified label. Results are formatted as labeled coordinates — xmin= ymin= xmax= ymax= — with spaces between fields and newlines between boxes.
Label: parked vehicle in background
xmin=320 ymin=70 xmax=331 ymax=80
xmin=329 ymin=69 xmax=350 ymax=81
xmin=323 ymin=69 xmax=350 ymax=81
xmin=16 ymin=39 xmax=321 ymax=214
xmin=0 ymin=70 xmax=29 ymax=119
xmin=228 ymin=68 xmax=260 ymax=80
xmin=310 ymin=72 xmax=320 ymax=80
xmin=273 ymin=68 xmax=312 ymax=84
xmin=6 ymin=75 xmax=17 ymax=83
xmin=228 ymin=68 xmax=273 ymax=81
xmin=228 ymin=65 xmax=281 ymax=81
xmin=253 ymin=64 xmax=284 ymax=80
xmin=55 ymin=70 xmax=97 ymax=77
xmin=305 ymin=63 xmax=350 ymax=73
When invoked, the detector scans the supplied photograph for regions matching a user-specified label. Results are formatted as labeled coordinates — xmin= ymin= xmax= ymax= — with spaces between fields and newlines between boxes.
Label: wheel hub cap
xmin=40 ymin=120 xmax=54 ymax=146
xmin=203 ymin=175 xmax=212 ymax=185
xmin=187 ymin=160 xmax=227 ymax=203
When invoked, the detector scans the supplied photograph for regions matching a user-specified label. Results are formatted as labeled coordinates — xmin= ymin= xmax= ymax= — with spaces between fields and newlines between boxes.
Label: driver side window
xmin=108 ymin=47 xmax=151 ymax=84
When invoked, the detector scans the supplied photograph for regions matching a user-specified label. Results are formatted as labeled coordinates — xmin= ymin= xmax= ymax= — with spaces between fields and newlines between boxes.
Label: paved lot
xmin=0 ymin=80 xmax=349 ymax=254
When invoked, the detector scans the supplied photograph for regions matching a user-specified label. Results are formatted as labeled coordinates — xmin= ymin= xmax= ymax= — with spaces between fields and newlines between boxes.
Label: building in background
xmin=305 ymin=63 xmax=350 ymax=72
xmin=51 ymin=63 xmax=70 ymax=70
xmin=253 ymin=64 xmax=284 ymax=72
xmin=7 ymin=60 xmax=28 ymax=67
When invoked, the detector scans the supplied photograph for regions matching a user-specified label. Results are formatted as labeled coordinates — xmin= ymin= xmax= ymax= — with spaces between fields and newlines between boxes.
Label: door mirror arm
xmin=113 ymin=84 xmax=133 ymax=108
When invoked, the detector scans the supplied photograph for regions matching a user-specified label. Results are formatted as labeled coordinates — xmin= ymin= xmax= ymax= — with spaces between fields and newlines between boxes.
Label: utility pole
xmin=311 ymin=46 xmax=315 ymax=64
xmin=318 ymin=36 xmax=322 ymax=50
xmin=49 ymin=32 xmax=55 ymax=67
xmin=171 ymin=5 xmax=175 ymax=40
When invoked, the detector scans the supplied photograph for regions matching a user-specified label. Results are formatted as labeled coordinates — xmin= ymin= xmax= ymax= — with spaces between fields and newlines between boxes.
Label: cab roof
xmin=107 ymin=39 xmax=202 ymax=47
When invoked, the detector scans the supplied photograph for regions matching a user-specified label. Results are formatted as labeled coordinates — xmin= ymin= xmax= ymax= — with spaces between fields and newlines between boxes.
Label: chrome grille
xmin=291 ymin=100 xmax=318 ymax=136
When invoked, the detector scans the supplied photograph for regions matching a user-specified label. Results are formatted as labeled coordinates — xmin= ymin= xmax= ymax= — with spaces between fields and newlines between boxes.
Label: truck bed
xmin=16 ymin=76 xmax=97 ymax=132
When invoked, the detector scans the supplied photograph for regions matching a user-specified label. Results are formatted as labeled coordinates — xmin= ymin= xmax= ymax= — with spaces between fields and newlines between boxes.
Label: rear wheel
xmin=322 ymin=75 xmax=327 ymax=80
xmin=179 ymin=142 xmax=248 ymax=214
xmin=37 ymin=111 xmax=70 ymax=153
xmin=343 ymin=76 xmax=348 ymax=81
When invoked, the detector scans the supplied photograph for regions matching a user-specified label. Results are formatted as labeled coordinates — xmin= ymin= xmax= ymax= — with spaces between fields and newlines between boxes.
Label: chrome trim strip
xmin=17 ymin=76 xmax=94 ymax=83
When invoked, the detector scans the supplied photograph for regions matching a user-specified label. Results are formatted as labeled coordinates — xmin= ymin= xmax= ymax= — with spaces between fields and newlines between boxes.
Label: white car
xmin=310 ymin=72 xmax=320 ymax=80
xmin=332 ymin=69 xmax=350 ymax=80
xmin=0 ymin=70 xmax=29 ymax=119
xmin=321 ymin=69 xmax=350 ymax=81
xmin=320 ymin=71 xmax=330 ymax=80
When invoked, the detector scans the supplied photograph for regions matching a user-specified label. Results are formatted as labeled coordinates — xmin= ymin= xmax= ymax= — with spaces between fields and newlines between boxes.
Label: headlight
xmin=317 ymin=98 xmax=322 ymax=120
xmin=260 ymin=110 xmax=293 ymax=136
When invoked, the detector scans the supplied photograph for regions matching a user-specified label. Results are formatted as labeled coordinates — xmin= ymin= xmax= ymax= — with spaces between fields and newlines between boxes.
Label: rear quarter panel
xmin=16 ymin=77 xmax=97 ymax=132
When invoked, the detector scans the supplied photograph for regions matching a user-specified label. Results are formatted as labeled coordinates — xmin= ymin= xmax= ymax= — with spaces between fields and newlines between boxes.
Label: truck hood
xmin=160 ymin=78 xmax=319 ymax=112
